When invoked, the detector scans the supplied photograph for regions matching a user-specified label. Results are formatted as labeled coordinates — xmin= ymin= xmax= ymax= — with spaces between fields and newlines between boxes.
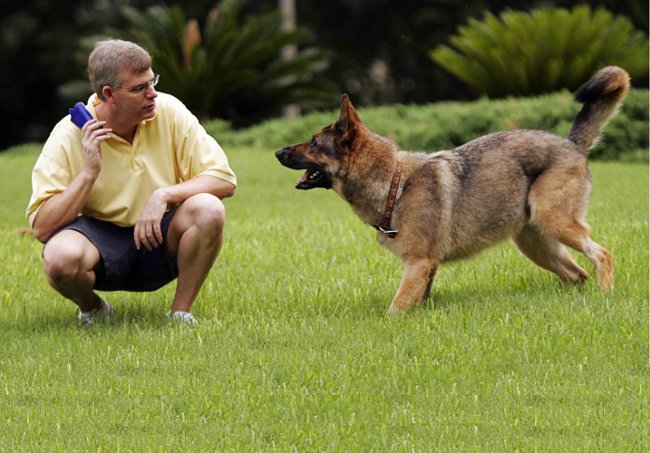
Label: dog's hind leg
xmin=514 ymin=225 xmax=589 ymax=284
xmin=528 ymin=166 xmax=613 ymax=289
xmin=549 ymin=222 xmax=613 ymax=290
xmin=388 ymin=258 xmax=438 ymax=313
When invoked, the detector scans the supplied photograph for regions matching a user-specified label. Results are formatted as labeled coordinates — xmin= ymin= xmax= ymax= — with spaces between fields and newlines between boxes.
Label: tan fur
xmin=276 ymin=67 xmax=629 ymax=312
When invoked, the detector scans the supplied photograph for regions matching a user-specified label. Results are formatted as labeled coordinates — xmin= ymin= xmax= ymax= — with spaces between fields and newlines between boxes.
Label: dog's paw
xmin=386 ymin=304 xmax=407 ymax=316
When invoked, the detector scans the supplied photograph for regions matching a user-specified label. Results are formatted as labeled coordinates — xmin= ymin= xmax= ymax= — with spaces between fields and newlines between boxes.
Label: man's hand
xmin=134 ymin=188 xmax=170 ymax=251
xmin=81 ymin=120 xmax=112 ymax=178
xmin=31 ymin=119 xmax=112 ymax=243
xmin=133 ymin=176 xmax=235 ymax=251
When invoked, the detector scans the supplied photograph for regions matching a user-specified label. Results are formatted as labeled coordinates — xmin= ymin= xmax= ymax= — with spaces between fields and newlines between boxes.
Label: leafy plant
xmin=430 ymin=6 xmax=649 ymax=97
xmin=117 ymin=0 xmax=336 ymax=125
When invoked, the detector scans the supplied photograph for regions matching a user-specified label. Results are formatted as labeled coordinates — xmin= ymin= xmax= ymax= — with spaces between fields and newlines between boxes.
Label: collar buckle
xmin=375 ymin=225 xmax=399 ymax=238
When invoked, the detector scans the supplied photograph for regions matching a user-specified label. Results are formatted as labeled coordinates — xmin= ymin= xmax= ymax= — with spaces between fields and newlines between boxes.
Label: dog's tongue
xmin=297 ymin=169 xmax=318 ymax=185
xmin=297 ymin=171 xmax=310 ymax=185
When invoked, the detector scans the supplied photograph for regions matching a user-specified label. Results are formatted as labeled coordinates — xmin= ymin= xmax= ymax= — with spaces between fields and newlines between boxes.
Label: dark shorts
xmin=55 ymin=210 xmax=179 ymax=292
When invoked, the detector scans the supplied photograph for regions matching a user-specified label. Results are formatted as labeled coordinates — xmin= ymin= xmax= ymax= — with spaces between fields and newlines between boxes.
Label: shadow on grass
xmin=4 ymin=292 xmax=181 ymax=334
xmin=6 ymin=269 xmax=599 ymax=334
xmin=427 ymin=271 xmax=594 ymax=312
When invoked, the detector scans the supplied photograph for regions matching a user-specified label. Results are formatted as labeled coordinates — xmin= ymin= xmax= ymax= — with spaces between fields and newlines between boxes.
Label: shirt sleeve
xmin=174 ymin=107 xmax=237 ymax=187
xmin=26 ymin=151 xmax=73 ymax=227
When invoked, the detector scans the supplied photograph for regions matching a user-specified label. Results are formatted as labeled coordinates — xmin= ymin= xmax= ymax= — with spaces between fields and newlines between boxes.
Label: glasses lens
xmin=128 ymin=74 xmax=159 ymax=93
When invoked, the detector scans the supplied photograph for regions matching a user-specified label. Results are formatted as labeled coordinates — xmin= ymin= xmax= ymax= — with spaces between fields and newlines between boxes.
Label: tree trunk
xmin=279 ymin=0 xmax=301 ymax=118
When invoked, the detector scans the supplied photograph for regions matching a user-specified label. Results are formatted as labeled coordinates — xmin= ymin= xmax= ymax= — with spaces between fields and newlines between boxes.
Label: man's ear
xmin=101 ymin=85 xmax=116 ymax=104
xmin=337 ymin=94 xmax=361 ymax=133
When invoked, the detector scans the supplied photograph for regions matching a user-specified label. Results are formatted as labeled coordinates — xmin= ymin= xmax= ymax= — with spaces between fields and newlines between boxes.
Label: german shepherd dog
xmin=276 ymin=67 xmax=629 ymax=313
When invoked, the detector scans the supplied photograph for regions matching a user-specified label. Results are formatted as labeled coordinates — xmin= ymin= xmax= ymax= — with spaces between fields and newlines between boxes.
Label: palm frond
xmin=117 ymin=1 xmax=334 ymax=124
xmin=431 ymin=6 xmax=649 ymax=97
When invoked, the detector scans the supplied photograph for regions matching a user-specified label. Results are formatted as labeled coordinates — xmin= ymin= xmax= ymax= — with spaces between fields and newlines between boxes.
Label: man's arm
xmin=158 ymin=174 xmax=236 ymax=203
xmin=134 ymin=175 xmax=236 ymax=251
xmin=32 ymin=171 xmax=98 ymax=243
xmin=32 ymin=120 xmax=111 ymax=243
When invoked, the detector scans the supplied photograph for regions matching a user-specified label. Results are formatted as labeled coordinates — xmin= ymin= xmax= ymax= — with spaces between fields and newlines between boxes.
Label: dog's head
xmin=275 ymin=94 xmax=362 ymax=190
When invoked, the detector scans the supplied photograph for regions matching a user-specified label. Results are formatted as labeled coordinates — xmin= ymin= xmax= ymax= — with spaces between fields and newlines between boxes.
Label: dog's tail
xmin=567 ymin=66 xmax=630 ymax=153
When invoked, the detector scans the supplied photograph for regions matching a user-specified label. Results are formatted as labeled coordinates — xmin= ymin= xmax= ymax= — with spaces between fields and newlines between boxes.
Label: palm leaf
xmin=116 ymin=1 xmax=334 ymax=124
xmin=431 ymin=6 xmax=649 ymax=97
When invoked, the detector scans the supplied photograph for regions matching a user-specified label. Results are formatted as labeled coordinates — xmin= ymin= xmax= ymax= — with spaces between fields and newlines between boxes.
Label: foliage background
xmin=431 ymin=6 xmax=649 ymax=97
xmin=103 ymin=2 xmax=337 ymax=126
xmin=0 ymin=0 xmax=647 ymax=150
xmin=205 ymin=88 xmax=649 ymax=162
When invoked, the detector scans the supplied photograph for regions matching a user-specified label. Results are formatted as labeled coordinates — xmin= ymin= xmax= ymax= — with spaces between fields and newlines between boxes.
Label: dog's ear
xmin=337 ymin=94 xmax=361 ymax=133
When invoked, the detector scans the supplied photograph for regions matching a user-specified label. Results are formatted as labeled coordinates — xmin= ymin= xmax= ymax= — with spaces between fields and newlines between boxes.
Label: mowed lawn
xmin=0 ymin=143 xmax=647 ymax=451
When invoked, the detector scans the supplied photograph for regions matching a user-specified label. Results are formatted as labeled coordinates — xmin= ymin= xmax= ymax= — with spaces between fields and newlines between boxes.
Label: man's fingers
xmin=94 ymin=132 xmax=112 ymax=142
xmin=83 ymin=121 xmax=111 ymax=141
xmin=133 ymin=224 xmax=142 ymax=250
xmin=154 ymin=223 xmax=163 ymax=245
xmin=134 ymin=222 xmax=161 ymax=251
xmin=81 ymin=118 xmax=98 ymax=133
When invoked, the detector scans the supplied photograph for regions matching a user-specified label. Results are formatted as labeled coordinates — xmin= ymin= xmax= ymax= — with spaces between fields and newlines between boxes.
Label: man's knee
xmin=42 ymin=232 xmax=99 ymax=285
xmin=186 ymin=193 xmax=226 ymax=233
xmin=43 ymin=247 xmax=83 ymax=286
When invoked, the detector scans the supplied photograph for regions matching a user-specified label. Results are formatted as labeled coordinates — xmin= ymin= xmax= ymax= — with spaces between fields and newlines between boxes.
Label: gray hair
xmin=87 ymin=39 xmax=152 ymax=100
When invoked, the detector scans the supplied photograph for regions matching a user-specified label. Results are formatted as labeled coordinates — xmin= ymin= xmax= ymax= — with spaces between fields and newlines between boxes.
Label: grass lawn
xmin=0 ymin=143 xmax=647 ymax=451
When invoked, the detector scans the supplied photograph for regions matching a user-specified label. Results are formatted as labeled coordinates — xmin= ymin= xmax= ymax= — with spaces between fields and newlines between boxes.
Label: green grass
xmin=0 ymin=142 xmax=647 ymax=451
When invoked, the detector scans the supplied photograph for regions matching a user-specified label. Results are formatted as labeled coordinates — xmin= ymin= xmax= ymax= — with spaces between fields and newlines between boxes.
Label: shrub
xmin=117 ymin=0 xmax=337 ymax=125
xmin=206 ymin=89 xmax=648 ymax=162
xmin=430 ymin=6 xmax=649 ymax=97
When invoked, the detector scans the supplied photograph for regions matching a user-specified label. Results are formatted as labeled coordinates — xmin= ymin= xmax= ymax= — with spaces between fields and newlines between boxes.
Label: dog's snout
xmin=275 ymin=147 xmax=292 ymax=165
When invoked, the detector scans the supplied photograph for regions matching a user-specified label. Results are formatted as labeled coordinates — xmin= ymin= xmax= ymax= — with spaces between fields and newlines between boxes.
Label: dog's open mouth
xmin=275 ymin=147 xmax=333 ymax=190
xmin=296 ymin=168 xmax=332 ymax=190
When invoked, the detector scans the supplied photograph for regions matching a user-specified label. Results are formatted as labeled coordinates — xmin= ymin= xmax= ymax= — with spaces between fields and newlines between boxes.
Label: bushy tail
xmin=567 ymin=66 xmax=630 ymax=153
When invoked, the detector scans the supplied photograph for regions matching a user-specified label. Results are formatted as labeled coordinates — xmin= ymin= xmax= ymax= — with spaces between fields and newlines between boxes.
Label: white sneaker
xmin=167 ymin=311 xmax=198 ymax=326
xmin=78 ymin=298 xmax=115 ymax=326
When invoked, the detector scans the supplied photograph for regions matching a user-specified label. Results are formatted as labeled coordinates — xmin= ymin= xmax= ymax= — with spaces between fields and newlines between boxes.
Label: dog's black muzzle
xmin=275 ymin=147 xmax=332 ymax=190
xmin=275 ymin=147 xmax=295 ymax=168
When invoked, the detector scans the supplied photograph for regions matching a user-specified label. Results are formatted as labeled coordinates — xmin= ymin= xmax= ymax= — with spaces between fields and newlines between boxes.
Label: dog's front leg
xmin=388 ymin=258 xmax=438 ymax=313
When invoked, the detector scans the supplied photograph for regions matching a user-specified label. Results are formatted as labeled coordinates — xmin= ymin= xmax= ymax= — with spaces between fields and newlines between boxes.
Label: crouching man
xmin=26 ymin=39 xmax=237 ymax=326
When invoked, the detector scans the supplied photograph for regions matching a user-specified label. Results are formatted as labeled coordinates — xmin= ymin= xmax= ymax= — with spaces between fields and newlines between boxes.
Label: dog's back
xmin=445 ymin=65 xmax=630 ymax=186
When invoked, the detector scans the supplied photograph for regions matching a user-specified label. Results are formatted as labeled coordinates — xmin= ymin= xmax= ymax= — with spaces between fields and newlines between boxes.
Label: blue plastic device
xmin=69 ymin=102 xmax=93 ymax=128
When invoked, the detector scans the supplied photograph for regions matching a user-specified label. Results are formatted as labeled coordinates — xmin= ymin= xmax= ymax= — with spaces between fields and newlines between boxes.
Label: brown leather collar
xmin=373 ymin=159 xmax=402 ymax=238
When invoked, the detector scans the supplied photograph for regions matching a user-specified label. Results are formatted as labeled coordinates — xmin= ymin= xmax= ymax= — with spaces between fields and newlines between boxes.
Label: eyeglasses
xmin=115 ymin=74 xmax=160 ymax=94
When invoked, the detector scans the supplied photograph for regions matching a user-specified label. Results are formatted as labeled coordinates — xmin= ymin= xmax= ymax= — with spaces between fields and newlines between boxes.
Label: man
xmin=26 ymin=39 xmax=237 ymax=325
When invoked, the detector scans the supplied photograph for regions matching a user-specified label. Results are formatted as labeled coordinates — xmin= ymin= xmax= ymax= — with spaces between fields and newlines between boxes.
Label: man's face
xmin=112 ymin=68 xmax=158 ymax=123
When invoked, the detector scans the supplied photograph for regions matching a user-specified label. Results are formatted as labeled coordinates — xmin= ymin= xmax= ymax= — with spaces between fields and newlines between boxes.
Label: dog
xmin=275 ymin=66 xmax=629 ymax=313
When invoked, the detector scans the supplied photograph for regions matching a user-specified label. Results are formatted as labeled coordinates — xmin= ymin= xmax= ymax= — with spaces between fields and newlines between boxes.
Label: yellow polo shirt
xmin=27 ymin=92 xmax=236 ymax=227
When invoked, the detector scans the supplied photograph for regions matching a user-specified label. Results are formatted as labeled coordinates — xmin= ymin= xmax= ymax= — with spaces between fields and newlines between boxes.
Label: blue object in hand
xmin=69 ymin=102 xmax=93 ymax=128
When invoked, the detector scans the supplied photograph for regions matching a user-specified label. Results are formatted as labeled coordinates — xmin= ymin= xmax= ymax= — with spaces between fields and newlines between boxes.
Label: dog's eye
xmin=309 ymin=137 xmax=316 ymax=147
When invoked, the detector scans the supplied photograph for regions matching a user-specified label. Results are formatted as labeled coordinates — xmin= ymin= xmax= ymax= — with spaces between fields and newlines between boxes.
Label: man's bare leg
xmin=166 ymin=193 xmax=226 ymax=314
xmin=42 ymin=230 xmax=104 ymax=312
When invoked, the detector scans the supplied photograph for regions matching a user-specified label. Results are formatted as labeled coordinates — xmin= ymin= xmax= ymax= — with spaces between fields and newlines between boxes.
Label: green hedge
xmin=207 ymin=89 xmax=648 ymax=162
